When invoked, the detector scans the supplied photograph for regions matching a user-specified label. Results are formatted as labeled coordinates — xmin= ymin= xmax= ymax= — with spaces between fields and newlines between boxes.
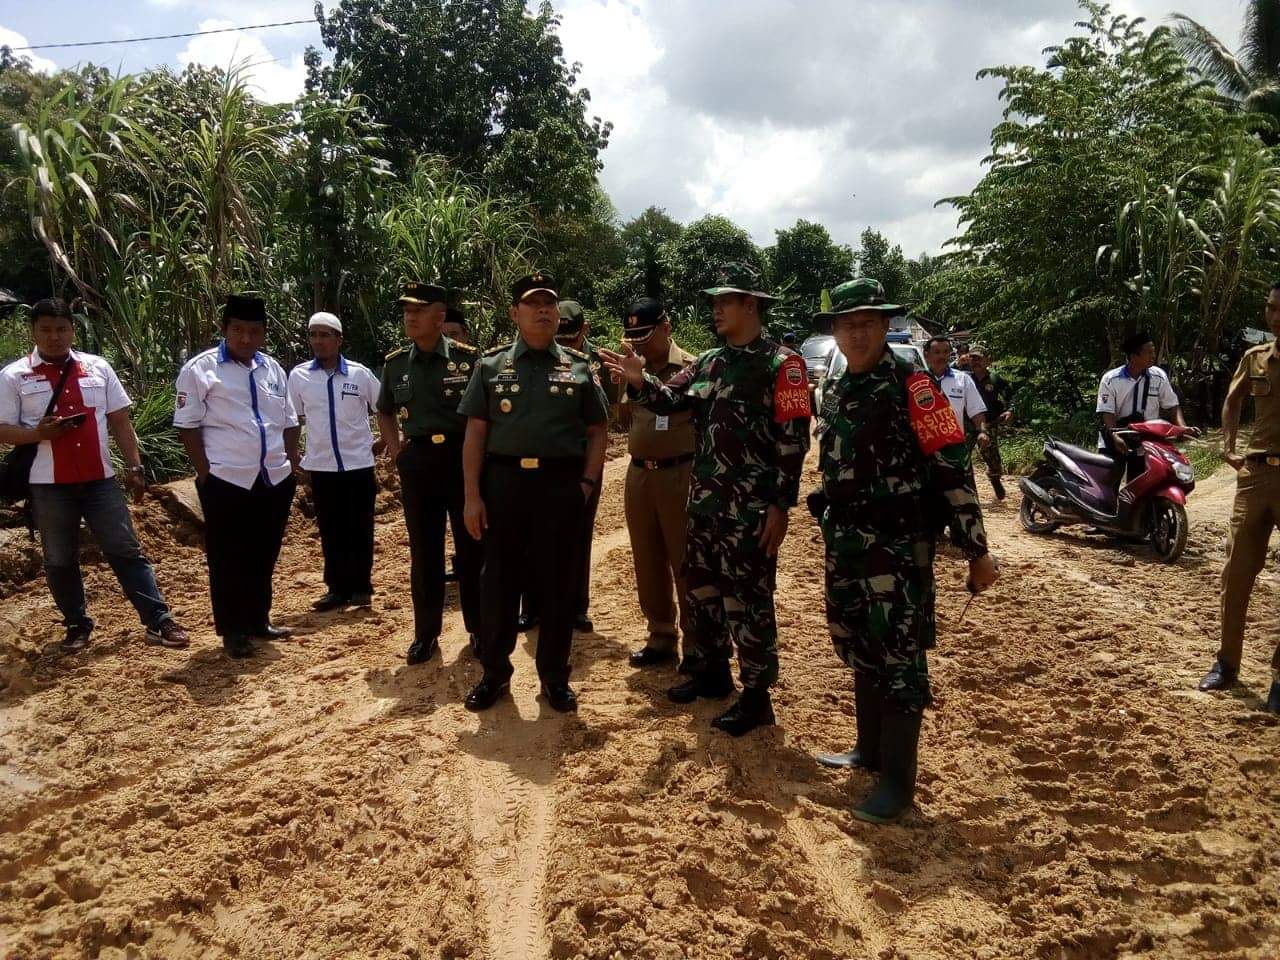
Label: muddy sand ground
xmin=1 ymin=452 xmax=1277 ymax=960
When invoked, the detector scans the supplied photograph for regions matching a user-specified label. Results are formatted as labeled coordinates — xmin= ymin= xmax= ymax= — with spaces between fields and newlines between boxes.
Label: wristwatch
xmin=125 ymin=465 xmax=145 ymax=475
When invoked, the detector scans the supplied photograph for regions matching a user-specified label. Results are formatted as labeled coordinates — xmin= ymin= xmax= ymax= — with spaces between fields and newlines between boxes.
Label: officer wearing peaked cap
xmin=376 ymin=281 xmax=482 ymax=664
xmin=459 ymin=272 xmax=609 ymax=714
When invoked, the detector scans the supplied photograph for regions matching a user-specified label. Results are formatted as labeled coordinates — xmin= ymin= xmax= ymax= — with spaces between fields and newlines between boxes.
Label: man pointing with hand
xmin=600 ymin=262 xmax=810 ymax=737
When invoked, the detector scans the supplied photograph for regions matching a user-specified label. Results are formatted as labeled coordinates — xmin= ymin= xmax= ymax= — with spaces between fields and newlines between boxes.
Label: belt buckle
xmin=1267 ymin=455 xmax=1280 ymax=467
xmin=644 ymin=459 xmax=659 ymax=470
xmin=431 ymin=433 xmax=446 ymax=445
xmin=519 ymin=457 xmax=539 ymax=470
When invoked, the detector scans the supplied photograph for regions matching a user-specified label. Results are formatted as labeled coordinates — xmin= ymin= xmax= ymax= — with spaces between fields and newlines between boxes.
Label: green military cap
xmin=511 ymin=272 xmax=558 ymax=303
xmin=558 ymin=299 xmax=586 ymax=335
xmin=398 ymin=280 xmax=448 ymax=306
xmin=701 ymin=262 xmax=777 ymax=303
xmin=814 ymin=278 xmax=905 ymax=320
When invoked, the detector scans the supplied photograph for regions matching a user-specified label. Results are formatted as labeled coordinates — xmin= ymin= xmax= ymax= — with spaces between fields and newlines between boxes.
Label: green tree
xmin=666 ymin=214 xmax=761 ymax=314
xmin=1170 ymin=0 xmax=1280 ymax=135
xmin=767 ymin=219 xmax=854 ymax=319
xmin=596 ymin=206 xmax=684 ymax=316
xmin=313 ymin=0 xmax=610 ymax=207
xmin=0 ymin=50 xmax=60 ymax=301
xmin=930 ymin=1 xmax=1259 ymax=409
xmin=856 ymin=228 xmax=908 ymax=303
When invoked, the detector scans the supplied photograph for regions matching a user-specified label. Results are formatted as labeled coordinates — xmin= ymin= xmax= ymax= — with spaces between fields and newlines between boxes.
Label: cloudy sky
xmin=1 ymin=0 xmax=1246 ymax=254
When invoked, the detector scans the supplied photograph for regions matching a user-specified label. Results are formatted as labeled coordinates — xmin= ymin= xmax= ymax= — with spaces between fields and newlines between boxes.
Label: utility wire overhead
xmin=8 ymin=19 xmax=316 ymax=52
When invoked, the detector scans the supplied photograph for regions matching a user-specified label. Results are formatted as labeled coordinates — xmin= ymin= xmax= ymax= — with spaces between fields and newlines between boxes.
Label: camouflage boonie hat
xmin=701 ymin=261 xmax=777 ymax=303
xmin=814 ymin=278 xmax=904 ymax=320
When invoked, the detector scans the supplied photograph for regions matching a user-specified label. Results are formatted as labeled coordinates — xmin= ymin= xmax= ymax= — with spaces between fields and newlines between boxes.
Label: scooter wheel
xmin=1020 ymin=496 xmax=1060 ymax=534
xmin=1151 ymin=500 xmax=1188 ymax=563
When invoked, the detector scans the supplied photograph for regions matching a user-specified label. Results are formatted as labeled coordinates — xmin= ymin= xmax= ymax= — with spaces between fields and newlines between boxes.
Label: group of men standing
xmin=3 ymin=263 xmax=1278 ymax=827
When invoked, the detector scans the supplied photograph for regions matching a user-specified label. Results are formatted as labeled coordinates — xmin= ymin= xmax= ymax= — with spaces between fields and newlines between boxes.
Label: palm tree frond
xmin=1168 ymin=13 xmax=1256 ymax=100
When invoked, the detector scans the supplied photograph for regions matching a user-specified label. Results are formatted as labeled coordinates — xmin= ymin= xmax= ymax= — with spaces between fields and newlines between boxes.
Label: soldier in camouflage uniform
xmin=809 ymin=279 xmax=998 ymax=824
xmin=600 ymin=262 xmax=811 ymax=736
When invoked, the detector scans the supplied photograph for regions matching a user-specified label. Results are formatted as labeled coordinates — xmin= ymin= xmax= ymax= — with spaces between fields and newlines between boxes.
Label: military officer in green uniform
xmin=601 ymin=262 xmax=811 ymax=737
xmin=517 ymin=299 xmax=617 ymax=634
xmin=376 ymin=281 xmax=482 ymax=664
xmin=809 ymin=279 xmax=998 ymax=824
xmin=460 ymin=273 xmax=609 ymax=714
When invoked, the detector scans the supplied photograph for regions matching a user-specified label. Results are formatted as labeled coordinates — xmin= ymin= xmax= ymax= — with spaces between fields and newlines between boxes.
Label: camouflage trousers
xmin=969 ymin=424 xmax=1003 ymax=479
xmin=683 ymin=514 xmax=779 ymax=690
xmin=821 ymin=501 xmax=937 ymax=713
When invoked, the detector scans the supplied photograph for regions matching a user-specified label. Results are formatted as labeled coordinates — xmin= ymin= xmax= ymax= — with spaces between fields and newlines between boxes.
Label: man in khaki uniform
xmin=621 ymin=299 xmax=700 ymax=672
xmin=1199 ymin=282 xmax=1280 ymax=714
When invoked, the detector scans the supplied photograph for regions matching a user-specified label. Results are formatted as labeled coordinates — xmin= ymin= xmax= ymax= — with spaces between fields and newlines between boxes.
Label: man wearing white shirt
xmin=1096 ymin=331 xmax=1195 ymax=456
xmin=287 ymin=312 xmax=381 ymax=612
xmin=0 ymin=298 xmax=189 ymax=653
xmin=924 ymin=336 xmax=990 ymax=448
xmin=174 ymin=294 xmax=300 ymax=659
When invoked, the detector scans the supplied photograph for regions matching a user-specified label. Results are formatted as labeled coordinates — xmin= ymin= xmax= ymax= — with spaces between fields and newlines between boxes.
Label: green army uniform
xmin=966 ymin=347 xmax=1014 ymax=497
xmin=377 ymin=281 xmax=482 ymax=657
xmin=810 ymin=279 xmax=990 ymax=824
xmin=628 ymin=263 xmax=811 ymax=728
xmin=459 ymin=298 xmax=609 ymax=690
xmin=1209 ymin=340 xmax=1280 ymax=712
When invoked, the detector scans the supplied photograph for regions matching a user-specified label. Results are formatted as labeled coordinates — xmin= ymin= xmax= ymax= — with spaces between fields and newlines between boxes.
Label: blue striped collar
xmin=309 ymin=353 xmax=349 ymax=375
xmin=217 ymin=340 xmax=265 ymax=368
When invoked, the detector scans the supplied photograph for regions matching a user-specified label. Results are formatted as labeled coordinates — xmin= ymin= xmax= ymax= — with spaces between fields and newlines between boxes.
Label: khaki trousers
xmin=1219 ymin=461 xmax=1280 ymax=673
xmin=624 ymin=461 xmax=693 ymax=651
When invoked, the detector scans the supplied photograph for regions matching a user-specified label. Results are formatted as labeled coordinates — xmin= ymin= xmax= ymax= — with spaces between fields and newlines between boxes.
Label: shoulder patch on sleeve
xmin=773 ymin=353 xmax=811 ymax=423
xmin=906 ymin=371 xmax=965 ymax=454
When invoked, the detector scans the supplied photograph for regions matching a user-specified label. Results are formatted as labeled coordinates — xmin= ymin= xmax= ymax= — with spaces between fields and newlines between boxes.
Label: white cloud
xmin=553 ymin=0 xmax=1246 ymax=255
xmin=0 ymin=26 xmax=58 ymax=74
xmin=176 ymin=17 xmax=306 ymax=104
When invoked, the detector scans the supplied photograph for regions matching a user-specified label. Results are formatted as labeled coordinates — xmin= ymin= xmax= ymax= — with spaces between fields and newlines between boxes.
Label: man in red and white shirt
xmin=0 ymin=298 xmax=189 ymax=652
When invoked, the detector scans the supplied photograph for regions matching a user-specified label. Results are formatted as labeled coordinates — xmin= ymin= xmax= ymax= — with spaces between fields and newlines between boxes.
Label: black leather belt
xmin=407 ymin=433 xmax=461 ymax=445
xmin=631 ymin=453 xmax=695 ymax=471
xmin=1246 ymin=453 xmax=1280 ymax=466
xmin=487 ymin=454 xmax=584 ymax=470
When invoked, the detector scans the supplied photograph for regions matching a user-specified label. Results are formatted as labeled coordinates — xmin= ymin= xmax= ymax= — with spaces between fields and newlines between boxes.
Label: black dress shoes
xmin=349 ymin=592 xmax=373 ymax=608
xmin=312 ymin=592 xmax=348 ymax=612
xmin=465 ymin=678 xmax=511 ymax=712
xmin=630 ymin=646 xmax=676 ymax=668
xmin=541 ymin=682 xmax=578 ymax=713
xmin=573 ymin=615 xmax=594 ymax=633
xmin=1268 ymin=679 xmax=1280 ymax=715
xmin=710 ymin=688 xmax=775 ymax=737
xmin=1198 ymin=659 xmax=1238 ymax=692
xmin=406 ymin=637 xmax=439 ymax=665
xmin=255 ymin=624 xmax=294 ymax=640
xmin=516 ymin=613 xmax=538 ymax=632
xmin=223 ymin=634 xmax=254 ymax=659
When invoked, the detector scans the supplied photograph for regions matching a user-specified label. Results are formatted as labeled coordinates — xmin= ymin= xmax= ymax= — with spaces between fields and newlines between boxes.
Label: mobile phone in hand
xmin=59 ymin=413 xmax=87 ymax=429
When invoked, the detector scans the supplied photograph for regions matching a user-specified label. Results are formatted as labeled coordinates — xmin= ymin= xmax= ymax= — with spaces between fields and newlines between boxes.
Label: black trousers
xmin=310 ymin=467 xmax=376 ymax=596
xmin=397 ymin=437 xmax=481 ymax=643
xmin=521 ymin=479 xmax=600 ymax=620
xmin=480 ymin=459 xmax=586 ymax=685
xmin=197 ymin=473 xmax=295 ymax=637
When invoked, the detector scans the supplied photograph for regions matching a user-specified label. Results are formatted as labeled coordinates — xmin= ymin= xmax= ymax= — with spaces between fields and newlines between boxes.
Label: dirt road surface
xmin=1 ymin=453 xmax=1277 ymax=960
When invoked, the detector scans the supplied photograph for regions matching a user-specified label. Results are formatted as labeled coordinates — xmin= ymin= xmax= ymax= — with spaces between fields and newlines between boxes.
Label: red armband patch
xmin=906 ymin=372 xmax=964 ymax=454
xmin=773 ymin=354 xmax=811 ymax=423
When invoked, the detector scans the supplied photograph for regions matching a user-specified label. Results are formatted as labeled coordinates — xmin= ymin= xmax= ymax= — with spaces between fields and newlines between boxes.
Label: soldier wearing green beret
xmin=375 ymin=281 xmax=482 ymax=665
xmin=601 ymin=262 xmax=811 ymax=737
xmin=460 ymin=273 xmax=609 ymax=714
xmin=809 ymin=279 xmax=998 ymax=824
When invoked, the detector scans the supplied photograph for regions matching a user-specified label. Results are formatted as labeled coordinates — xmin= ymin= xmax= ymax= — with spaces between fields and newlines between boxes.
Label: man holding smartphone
xmin=0 ymin=298 xmax=189 ymax=653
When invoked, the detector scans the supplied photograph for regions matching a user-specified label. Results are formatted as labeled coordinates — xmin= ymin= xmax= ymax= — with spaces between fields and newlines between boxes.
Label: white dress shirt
xmin=173 ymin=342 xmax=298 ymax=490
xmin=0 ymin=349 xmax=131 ymax=484
xmin=1096 ymin=364 xmax=1178 ymax=421
xmin=287 ymin=356 xmax=380 ymax=472
xmin=934 ymin=366 xmax=987 ymax=427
